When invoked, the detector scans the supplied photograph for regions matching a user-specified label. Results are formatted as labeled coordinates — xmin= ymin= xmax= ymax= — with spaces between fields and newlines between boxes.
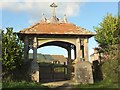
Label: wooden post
xmin=67 ymin=47 xmax=71 ymax=79
xmin=24 ymin=36 xmax=29 ymax=62
xmin=74 ymin=47 xmax=76 ymax=59
xmin=30 ymin=36 xmax=39 ymax=82
xmin=64 ymin=62 xmax=66 ymax=79
xmin=33 ymin=37 xmax=37 ymax=61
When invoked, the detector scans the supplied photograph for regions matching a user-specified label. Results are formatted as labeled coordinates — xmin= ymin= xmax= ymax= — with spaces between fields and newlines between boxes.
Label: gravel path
xmin=41 ymin=80 xmax=78 ymax=89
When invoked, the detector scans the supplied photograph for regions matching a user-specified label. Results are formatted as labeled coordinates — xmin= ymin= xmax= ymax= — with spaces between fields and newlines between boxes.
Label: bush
xmin=2 ymin=27 xmax=23 ymax=80
xmin=101 ymin=59 xmax=119 ymax=86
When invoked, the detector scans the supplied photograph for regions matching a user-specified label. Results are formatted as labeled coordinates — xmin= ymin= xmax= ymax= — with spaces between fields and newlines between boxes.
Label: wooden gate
xmin=39 ymin=63 xmax=68 ymax=83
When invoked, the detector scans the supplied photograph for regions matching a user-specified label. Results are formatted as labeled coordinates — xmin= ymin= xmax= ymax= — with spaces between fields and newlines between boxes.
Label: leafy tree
xmin=94 ymin=14 xmax=119 ymax=61
xmin=94 ymin=14 xmax=119 ymax=85
xmin=2 ymin=27 xmax=23 ymax=75
xmin=94 ymin=14 xmax=119 ymax=53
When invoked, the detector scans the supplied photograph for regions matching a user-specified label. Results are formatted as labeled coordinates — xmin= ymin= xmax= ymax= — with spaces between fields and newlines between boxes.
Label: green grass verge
xmin=74 ymin=80 xmax=119 ymax=88
xmin=0 ymin=83 xmax=2 ymax=89
xmin=2 ymin=81 xmax=48 ymax=89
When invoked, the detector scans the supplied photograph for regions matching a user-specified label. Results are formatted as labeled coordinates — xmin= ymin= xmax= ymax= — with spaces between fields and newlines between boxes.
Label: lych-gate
xmin=17 ymin=3 xmax=95 ymax=83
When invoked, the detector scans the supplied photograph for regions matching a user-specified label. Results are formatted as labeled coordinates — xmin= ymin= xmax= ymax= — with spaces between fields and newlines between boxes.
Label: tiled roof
xmin=19 ymin=23 xmax=94 ymax=36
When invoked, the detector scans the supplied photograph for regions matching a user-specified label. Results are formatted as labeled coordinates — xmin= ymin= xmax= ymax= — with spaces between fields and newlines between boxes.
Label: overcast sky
xmin=0 ymin=0 xmax=118 ymax=60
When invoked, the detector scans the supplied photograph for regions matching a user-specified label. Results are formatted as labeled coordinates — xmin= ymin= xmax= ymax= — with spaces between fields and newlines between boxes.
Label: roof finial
xmin=63 ymin=14 xmax=68 ymax=23
xmin=40 ymin=13 xmax=47 ymax=23
xmin=50 ymin=3 xmax=58 ymax=17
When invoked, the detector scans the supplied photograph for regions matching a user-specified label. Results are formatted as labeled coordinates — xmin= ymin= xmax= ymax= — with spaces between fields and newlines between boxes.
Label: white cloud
xmin=28 ymin=19 xmax=38 ymax=25
xmin=0 ymin=1 xmax=83 ymax=24
xmin=0 ymin=2 xmax=82 ymax=16
xmin=0 ymin=0 xmax=80 ymax=17
xmin=57 ymin=2 xmax=81 ymax=17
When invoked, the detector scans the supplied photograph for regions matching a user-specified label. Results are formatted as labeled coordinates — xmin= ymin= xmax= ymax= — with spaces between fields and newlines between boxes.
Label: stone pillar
xmin=30 ymin=37 xmax=39 ymax=82
xmin=84 ymin=38 xmax=88 ymax=61
xmin=24 ymin=36 xmax=29 ymax=62
xmin=76 ymin=38 xmax=81 ymax=62
xmin=67 ymin=46 xmax=71 ymax=79
xmin=73 ymin=38 xmax=81 ymax=82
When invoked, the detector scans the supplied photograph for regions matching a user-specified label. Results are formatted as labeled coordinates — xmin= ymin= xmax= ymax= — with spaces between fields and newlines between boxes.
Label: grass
xmin=2 ymin=81 xmax=49 ymax=89
xmin=2 ymin=80 xmax=119 ymax=90
xmin=0 ymin=82 xmax=2 ymax=90
xmin=74 ymin=80 xmax=119 ymax=89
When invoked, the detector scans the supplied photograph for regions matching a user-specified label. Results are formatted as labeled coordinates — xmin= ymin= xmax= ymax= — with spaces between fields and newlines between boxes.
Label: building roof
xmin=19 ymin=23 xmax=94 ymax=36
xmin=51 ymin=55 xmax=67 ymax=64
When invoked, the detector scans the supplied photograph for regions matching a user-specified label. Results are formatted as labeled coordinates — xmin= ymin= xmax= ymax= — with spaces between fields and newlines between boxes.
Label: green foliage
xmin=94 ymin=13 xmax=119 ymax=52
xmin=2 ymin=27 xmax=23 ymax=73
xmin=101 ymin=59 xmax=118 ymax=84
